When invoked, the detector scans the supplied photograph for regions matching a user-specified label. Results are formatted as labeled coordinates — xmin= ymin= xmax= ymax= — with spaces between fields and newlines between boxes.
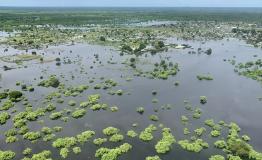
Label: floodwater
xmin=0 ymin=37 xmax=262 ymax=160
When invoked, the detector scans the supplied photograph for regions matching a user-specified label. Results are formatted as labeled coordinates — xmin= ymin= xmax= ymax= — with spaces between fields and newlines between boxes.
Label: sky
xmin=0 ymin=0 xmax=262 ymax=7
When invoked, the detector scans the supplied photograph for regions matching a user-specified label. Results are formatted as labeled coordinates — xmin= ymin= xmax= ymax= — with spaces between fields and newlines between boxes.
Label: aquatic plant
xmin=95 ymin=143 xmax=132 ymax=160
xmin=26 ymin=112 xmax=39 ymax=121
xmin=94 ymin=84 xmax=102 ymax=89
xmin=0 ymin=100 xmax=14 ymax=111
xmin=23 ymin=132 xmax=41 ymax=141
xmin=109 ymin=134 xmax=124 ymax=142
xmin=197 ymin=74 xmax=213 ymax=80
xmin=211 ymin=130 xmax=221 ymax=137
xmin=200 ymin=96 xmax=207 ymax=104
xmin=227 ymin=155 xmax=242 ymax=160
xmin=0 ymin=92 xmax=8 ymax=99
xmin=194 ymin=127 xmax=206 ymax=136
xmin=181 ymin=115 xmax=189 ymax=122
xmin=209 ymin=155 xmax=225 ymax=160
xmin=49 ymin=112 xmax=63 ymax=120
xmin=6 ymin=136 xmax=18 ymax=143
xmin=80 ymin=101 xmax=89 ymax=108
xmin=0 ymin=112 xmax=10 ymax=125
xmin=103 ymin=127 xmax=119 ymax=136
xmin=205 ymin=119 xmax=215 ymax=127
xmin=60 ymin=148 xmax=69 ymax=158
xmin=183 ymin=128 xmax=191 ymax=135
xmin=53 ymin=126 xmax=63 ymax=132
xmin=155 ymin=128 xmax=176 ymax=154
xmin=193 ymin=108 xmax=202 ymax=119
xmin=52 ymin=137 xmax=77 ymax=148
xmin=88 ymin=94 xmax=101 ymax=104
xmin=0 ymin=150 xmax=16 ymax=160
xmin=126 ymin=130 xmax=137 ymax=138
xmin=4 ymin=128 xmax=17 ymax=137
xmin=41 ymin=127 xmax=53 ymax=135
xmin=22 ymin=148 xmax=32 ymax=156
xmin=71 ymin=109 xmax=86 ymax=119
xmin=73 ymin=147 xmax=81 ymax=154
xmin=149 ymin=115 xmax=159 ymax=121
xmin=68 ymin=100 xmax=76 ymax=106
xmin=43 ymin=134 xmax=55 ymax=142
xmin=136 ymin=107 xmax=145 ymax=114
xmin=38 ymin=75 xmax=60 ymax=88
xmin=116 ymin=90 xmax=123 ymax=96
xmin=110 ymin=106 xmax=119 ymax=112
xmin=26 ymin=150 xmax=51 ymax=160
xmin=214 ymin=140 xmax=227 ymax=149
xmin=8 ymin=91 xmax=23 ymax=101
xmin=145 ymin=156 xmax=162 ymax=160
xmin=242 ymin=135 xmax=251 ymax=141
xmin=178 ymin=139 xmax=209 ymax=152
xmin=93 ymin=138 xmax=107 ymax=146
xmin=139 ymin=124 xmax=157 ymax=141
xmin=76 ymin=130 xmax=95 ymax=144
xmin=45 ymin=103 xmax=56 ymax=112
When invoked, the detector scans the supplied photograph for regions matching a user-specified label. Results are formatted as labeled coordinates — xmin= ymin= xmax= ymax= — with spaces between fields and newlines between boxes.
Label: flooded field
xmin=1 ymin=7 xmax=262 ymax=160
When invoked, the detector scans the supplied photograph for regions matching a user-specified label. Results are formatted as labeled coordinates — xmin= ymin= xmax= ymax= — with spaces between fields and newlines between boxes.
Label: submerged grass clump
xmin=71 ymin=109 xmax=86 ymax=119
xmin=95 ymin=143 xmax=132 ymax=160
xmin=23 ymin=131 xmax=41 ymax=141
xmin=197 ymin=74 xmax=213 ymax=81
xmin=0 ymin=150 xmax=15 ymax=160
xmin=103 ymin=127 xmax=119 ymax=136
xmin=0 ymin=112 xmax=10 ymax=125
xmin=146 ymin=155 xmax=162 ymax=160
xmin=139 ymin=124 xmax=157 ymax=141
xmin=109 ymin=134 xmax=124 ymax=142
xmin=127 ymin=130 xmax=137 ymax=138
xmin=155 ymin=128 xmax=176 ymax=154
xmin=200 ymin=96 xmax=207 ymax=104
xmin=93 ymin=138 xmax=107 ymax=146
xmin=178 ymin=139 xmax=209 ymax=152
xmin=38 ymin=75 xmax=60 ymax=88
xmin=209 ymin=155 xmax=225 ymax=160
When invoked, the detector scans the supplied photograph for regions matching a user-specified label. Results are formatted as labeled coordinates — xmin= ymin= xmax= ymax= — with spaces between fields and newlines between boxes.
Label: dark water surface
xmin=0 ymin=38 xmax=262 ymax=160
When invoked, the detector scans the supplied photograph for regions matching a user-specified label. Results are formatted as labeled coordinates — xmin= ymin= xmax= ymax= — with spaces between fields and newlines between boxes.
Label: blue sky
xmin=0 ymin=0 xmax=262 ymax=7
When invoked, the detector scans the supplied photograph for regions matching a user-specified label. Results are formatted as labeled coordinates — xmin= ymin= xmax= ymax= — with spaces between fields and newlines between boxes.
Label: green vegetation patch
xmin=155 ymin=128 xmax=176 ymax=154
